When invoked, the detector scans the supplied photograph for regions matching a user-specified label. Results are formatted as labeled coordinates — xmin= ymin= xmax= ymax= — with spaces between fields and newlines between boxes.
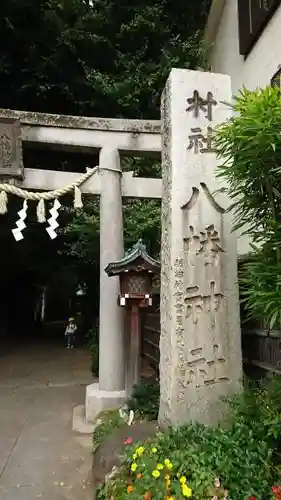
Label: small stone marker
xmin=159 ymin=69 xmax=242 ymax=427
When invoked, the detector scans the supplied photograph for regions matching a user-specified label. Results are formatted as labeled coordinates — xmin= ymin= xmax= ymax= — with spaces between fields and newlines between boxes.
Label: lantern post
xmin=105 ymin=240 xmax=160 ymax=395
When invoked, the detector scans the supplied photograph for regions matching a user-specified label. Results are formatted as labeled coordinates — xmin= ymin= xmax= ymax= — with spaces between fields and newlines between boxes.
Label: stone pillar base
xmin=85 ymin=383 xmax=127 ymax=423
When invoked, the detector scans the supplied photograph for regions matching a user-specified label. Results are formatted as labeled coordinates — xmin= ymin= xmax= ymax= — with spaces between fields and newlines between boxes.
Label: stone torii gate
xmin=0 ymin=69 xmax=243 ymax=427
xmin=0 ymin=107 xmax=162 ymax=422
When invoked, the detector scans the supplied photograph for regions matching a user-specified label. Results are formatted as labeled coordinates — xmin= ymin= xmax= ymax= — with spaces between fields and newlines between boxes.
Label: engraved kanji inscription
xmin=174 ymin=269 xmax=184 ymax=279
xmin=199 ymin=225 xmax=224 ymax=266
xmin=184 ymin=286 xmax=203 ymax=324
xmin=0 ymin=118 xmax=23 ymax=177
xmin=176 ymin=315 xmax=184 ymax=326
xmin=174 ymin=257 xmax=184 ymax=267
xmin=184 ymin=224 xmax=224 ymax=267
xmin=186 ymin=91 xmax=217 ymax=121
xmin=0 ymin=132 xmax=12 ymax=168
xmin=184 ymin=281 xmax=223 ymax=327
xmin=175 ymin=302 xmax=184 ymax=313
xmin=187 ymin=127 xmax=214 ymax=154
xmin=183 ymin=344 xmax=229 ymax=388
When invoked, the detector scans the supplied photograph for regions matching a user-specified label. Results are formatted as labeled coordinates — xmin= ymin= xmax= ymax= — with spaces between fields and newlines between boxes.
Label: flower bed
xmin=97 ymin=378 xmax=281 ymax=500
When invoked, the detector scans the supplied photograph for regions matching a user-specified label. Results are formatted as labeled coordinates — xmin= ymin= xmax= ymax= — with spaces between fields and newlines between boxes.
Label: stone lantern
xmin=105 ymin=240 xmax=160 ymax=394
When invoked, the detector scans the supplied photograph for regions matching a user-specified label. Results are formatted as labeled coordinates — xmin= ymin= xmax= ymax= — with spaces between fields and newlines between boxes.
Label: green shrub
xmin=214 ymin=86 xmax=281 ymax=329
xmin=127 ymin=379 xmax=160 ymax=421
xmin=93 ymin=410 xmax=124 ymax=452
xmin=96 ymin=482 xmax=107 ymax=500
xmin=107 ymin=377 xmax=281 ymax=500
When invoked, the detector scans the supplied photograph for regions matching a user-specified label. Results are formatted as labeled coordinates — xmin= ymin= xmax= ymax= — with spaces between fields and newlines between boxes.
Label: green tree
xmin=61 ymin=0 xmax=211 ymax=266
xmin=0 ymin=0 xmax=94 ymax=114
xmin=0 ymin=0 xmax=211 ymax=324
xmin=0 ymin=0 xmax=210 ymax=118
xmin=83 ymin=0 xmax=210 ymax=119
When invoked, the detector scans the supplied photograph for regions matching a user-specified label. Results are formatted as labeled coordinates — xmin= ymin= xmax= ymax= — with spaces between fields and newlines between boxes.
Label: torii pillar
xmin=86 ymin=146 xmax=126 ymax=422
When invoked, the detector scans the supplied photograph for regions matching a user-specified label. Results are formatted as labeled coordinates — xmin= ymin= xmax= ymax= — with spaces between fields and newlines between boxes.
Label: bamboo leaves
xmin=214 ymin=87 xmax=281 ymax=329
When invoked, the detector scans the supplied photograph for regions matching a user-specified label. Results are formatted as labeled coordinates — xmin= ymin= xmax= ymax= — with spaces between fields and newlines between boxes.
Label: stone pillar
xmin=86 ymin=147 xmax=126 ymax=423
xmin=159 ymin=69 xmax=242 ymax=427
xmin=99 ymin=147 xmax=125 ymax=391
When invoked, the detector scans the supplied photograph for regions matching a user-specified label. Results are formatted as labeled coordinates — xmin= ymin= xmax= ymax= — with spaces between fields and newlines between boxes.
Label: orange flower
xmin=137 ymin=473 xmax=143 ymax=479
xmin=144 ymin=492 xmax=152 ymax=500
xmin=127 ymin=485 xmax=133 ymax=493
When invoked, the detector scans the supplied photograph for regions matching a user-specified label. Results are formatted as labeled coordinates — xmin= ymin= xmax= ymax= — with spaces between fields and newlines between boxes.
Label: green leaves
xmin=215 ymin=87 xmax=281 ymax=234
xmin=214 ymin=87 xmax=281 ymax=328
xmin=110 ymin=378 xmax=281 ymax=500
xmin=127 ymin=380 xmax=160 ymax=421
xmin=83 ymin=0 xmax=209 ymax=119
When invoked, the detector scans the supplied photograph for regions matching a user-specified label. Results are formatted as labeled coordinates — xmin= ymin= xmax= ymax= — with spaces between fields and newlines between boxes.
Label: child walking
xmin=65 ymin=317 xmax=77 ymax=349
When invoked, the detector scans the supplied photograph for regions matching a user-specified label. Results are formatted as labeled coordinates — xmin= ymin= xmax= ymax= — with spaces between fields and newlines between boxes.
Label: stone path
xmin=0 ymin=342 xmax=94 ymax=500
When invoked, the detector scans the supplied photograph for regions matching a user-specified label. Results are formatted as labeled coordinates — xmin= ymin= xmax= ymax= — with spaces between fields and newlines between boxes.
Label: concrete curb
xmin=72 ymin=405 xmax=95 ymax=434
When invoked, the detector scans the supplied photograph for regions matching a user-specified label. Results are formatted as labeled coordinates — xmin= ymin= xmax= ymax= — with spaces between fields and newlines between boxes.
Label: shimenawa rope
xmin=0 ymin=166 xmax=98 ymax=221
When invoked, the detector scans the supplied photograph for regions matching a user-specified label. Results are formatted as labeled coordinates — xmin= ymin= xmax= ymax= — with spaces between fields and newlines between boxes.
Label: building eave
xmin=204 ymin=0 xmax=226 ymax=48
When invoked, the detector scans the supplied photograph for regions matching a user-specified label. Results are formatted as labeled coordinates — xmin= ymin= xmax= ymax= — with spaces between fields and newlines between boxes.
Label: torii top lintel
xmin=0 ymin=108 xmax=161 ymax=156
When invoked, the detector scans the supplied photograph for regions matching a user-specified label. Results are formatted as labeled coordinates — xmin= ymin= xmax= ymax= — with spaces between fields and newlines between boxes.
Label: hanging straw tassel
xmin=74 ymin=185 xmax=83 ymax=209
xmin=0 ymin=190 xmax=8 ymax=215
xmin=36 ymin=198 xmax=46 ymax=223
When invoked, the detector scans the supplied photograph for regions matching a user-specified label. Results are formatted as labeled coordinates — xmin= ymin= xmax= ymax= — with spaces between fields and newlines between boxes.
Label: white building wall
xmin=208 ymin=0 xmax=281 ymax=256
xmin=210 ymin=0 xmax=281 ymax=96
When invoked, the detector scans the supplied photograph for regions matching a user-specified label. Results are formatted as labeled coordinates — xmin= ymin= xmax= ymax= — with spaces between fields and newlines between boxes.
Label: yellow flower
xmin=132 ymin=453 xmax=137 ymax=460
xmin=165 ymin=478 xmax=171 ymax=488
xmin=180 ymin=476 xmax=187 ymax=484
xmin=164 ymin=459 xmax=173 ymax=470
xmin=182 ymin=484 xmax=192 ymax=497
xmin=152 ymin=469 xmax=160 ymax=478
xmin=157 ymin=463 xmax=164 ymax=470
xmin=166 ymin=497 xmax=175 ymax=500
xmin=131 ymin=463 xmax=137 ymax=472
xmin=136 ymin=446 xmax=145 ymax=456
xmin=127 ymin=485 xmax=133 ymax=493
xmin=151 ymin=447 xmax=157 ymax=454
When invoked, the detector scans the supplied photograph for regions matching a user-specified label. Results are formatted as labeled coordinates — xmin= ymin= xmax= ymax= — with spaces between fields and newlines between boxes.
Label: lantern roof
xmin=105 ymin=239 xmax=160 ymax=277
